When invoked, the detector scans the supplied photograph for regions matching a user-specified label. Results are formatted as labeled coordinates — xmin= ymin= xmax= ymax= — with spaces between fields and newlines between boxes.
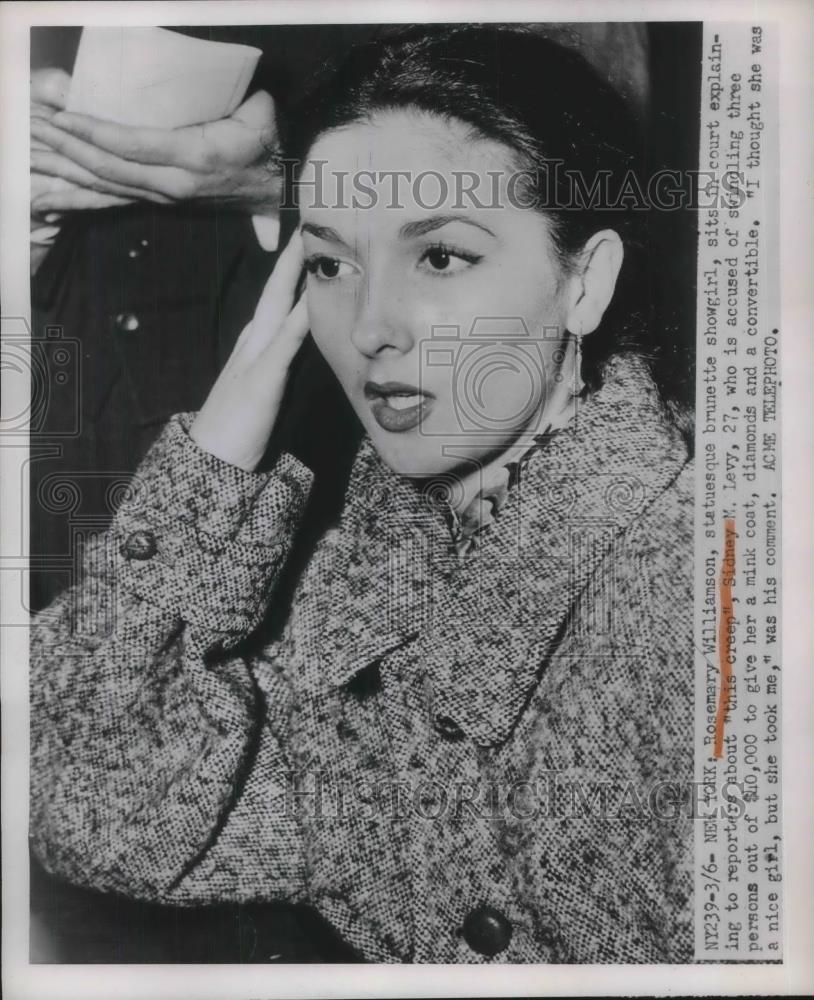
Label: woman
xmin=30 ymin=26 xmax=695 ymax=963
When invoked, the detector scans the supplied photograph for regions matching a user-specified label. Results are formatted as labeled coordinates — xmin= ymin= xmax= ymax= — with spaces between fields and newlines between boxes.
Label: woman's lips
xmin=364 ymin=380 xmax=435 ymax=433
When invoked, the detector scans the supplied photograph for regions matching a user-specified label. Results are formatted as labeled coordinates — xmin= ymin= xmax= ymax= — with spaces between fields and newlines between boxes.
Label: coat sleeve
xmin=30 ymin=413 xmax=313 ymax=903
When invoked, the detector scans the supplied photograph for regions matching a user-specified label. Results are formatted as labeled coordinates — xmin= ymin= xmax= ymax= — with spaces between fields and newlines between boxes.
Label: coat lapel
xmin=320 ymin=437 xmax=444 ymax=673
xmin=322 ymin=354 xmax=690 ymax=746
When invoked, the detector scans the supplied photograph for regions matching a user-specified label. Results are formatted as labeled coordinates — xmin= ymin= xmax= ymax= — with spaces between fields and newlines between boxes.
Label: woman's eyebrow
xmin=399 ymin=215 xmax=497 ymax=239
xmin=300 ymin=222 xmax=350 ymax=247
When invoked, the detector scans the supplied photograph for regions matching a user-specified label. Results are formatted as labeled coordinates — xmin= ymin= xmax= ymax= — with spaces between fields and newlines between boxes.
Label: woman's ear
xmin=565 ymin=230 xmax=624 ymax=338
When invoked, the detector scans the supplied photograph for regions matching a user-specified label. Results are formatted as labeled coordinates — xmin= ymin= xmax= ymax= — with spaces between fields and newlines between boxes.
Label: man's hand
xmin=30 ymin=89 xmax=283 ymax=216
xmin=31 ymin=68 xmax=133 ymax=223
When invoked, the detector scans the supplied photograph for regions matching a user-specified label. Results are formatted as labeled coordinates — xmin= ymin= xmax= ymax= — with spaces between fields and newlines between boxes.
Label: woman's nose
xmin=350 ymin=281 xmax=415 ymax=358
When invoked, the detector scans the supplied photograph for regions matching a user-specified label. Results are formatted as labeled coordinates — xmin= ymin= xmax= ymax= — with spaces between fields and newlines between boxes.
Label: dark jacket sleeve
xmin=30 ymin=413 xmax=312 ymax=903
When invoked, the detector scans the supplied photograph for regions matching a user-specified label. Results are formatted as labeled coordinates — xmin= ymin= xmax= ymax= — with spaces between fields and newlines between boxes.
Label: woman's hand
xmin=190 ymin=231 xmax=309 ymax=472
xmin=30 ymin=89 xmax=282 ymax=215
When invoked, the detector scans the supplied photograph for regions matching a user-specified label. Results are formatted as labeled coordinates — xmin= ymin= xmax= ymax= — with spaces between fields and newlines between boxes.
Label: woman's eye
xmin=304 ymin=256 xmax=356 ymax=281
xmin=419 ymin=244 xmax=481 ymax=276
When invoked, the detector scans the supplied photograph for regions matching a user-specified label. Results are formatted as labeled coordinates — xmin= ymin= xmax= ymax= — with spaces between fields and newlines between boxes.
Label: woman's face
xmin=300 ymin=110 xmax=576 ymax=479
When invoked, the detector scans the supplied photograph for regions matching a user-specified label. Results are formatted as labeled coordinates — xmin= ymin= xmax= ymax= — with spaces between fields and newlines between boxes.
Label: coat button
xmin=120 ymin=529 xmax=157 ymax=560
xmin=114 ymin=312 xmax=140 ymax=332
xmin=433 ymin=714 xmax=464 ymax=742
xmin=462 ymin=905 xmax=512 ymax=957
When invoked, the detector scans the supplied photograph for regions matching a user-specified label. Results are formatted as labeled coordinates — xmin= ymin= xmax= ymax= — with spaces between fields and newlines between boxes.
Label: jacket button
xmin=120 ymin=529 xmax=157 ymax=560
xmin=462 ymin=905 xmax=512 ymax=957
xmin=433 ymin=714 xmax=464 ymax=742
xmin=114 ymin=312 xmax=140 ymax=332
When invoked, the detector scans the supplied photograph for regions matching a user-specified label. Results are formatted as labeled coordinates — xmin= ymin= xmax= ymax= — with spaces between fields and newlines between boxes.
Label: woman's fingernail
xmin=44 ymin=213 xmax=61 ymax=223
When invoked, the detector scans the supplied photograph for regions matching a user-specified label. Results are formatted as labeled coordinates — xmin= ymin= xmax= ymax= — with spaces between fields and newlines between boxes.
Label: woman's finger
xmin=221 ymin=240 xmax=307 ymax=370
xmin=190 ymin=243 xmax=309 ymax=472
xmin=229 ymin=298 xmax=309 ymax=394
xmin=235 ymin=233 xmax=302 ymax=368
xmin=229 ymin=231 xmax=305 ymax=364
xmin=263 ymin=295 xmax=310 ymax=368
xmin=250 ymin=230 xmax=305 ymax=340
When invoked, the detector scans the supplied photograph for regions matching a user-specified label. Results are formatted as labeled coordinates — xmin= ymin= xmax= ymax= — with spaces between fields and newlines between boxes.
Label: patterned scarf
xmin=425 ymin=384 xmax=585 ymax=559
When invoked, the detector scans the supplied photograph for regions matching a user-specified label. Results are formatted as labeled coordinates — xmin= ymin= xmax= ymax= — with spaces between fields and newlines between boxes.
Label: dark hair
xmin=284 ymin=25 xmax=692 ymax=438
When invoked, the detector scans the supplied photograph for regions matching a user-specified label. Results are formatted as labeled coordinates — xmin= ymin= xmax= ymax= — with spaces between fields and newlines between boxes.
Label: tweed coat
xmin=30 ymin=352 xmax=695 ymax=964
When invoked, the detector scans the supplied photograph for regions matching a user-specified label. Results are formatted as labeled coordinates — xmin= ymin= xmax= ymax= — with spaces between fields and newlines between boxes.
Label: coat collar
xmin=318 ymin=353 xmax=690 ymax=746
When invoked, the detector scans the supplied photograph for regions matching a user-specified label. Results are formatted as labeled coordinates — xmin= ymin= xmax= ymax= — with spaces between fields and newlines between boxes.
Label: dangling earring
xmin=573 ymin=323 xmax=586 ymax=397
